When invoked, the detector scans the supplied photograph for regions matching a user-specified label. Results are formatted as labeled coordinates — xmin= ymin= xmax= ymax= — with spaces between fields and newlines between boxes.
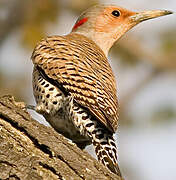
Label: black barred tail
xmin=69 ymin=103 xmax=122 ymax=176
xmin=92 ymin=128 xmax=122 ymax=177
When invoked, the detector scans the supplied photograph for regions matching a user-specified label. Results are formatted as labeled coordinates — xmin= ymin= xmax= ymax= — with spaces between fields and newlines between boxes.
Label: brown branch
xmin=0 ymin=95 xmax=122 ymax=180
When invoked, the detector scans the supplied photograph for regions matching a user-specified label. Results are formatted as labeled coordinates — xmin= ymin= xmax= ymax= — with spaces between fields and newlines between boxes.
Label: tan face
xmin=95 ymin=6 xmax=136 ymax=33
xmin=94 ymin=5 xmax=172 ymax=41
xmin=71 ymin=5 xmax=172 ymax=55
xmin=72 ymin=5 xmax=172 ymax=36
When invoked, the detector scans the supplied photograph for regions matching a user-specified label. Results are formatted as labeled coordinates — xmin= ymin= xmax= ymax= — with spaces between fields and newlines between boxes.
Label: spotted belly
xmin=32 ymin=67 xmax=91 ymax=148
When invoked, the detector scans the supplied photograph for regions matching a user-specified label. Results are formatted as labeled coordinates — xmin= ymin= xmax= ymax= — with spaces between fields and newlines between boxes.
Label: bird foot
xmin=26 ymin=104 xmax=36 ymax=111
xmin=13 ymin=101 xmax=36 ymax=112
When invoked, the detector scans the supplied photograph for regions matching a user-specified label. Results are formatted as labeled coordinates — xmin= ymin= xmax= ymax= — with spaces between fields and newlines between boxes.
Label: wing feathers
xmin=32 ymin=33 xmax=119 ymax=132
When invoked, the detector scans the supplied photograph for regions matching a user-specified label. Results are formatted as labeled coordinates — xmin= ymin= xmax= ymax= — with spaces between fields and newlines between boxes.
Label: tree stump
xmin=0 ymin=95 xmax=122 ymax=180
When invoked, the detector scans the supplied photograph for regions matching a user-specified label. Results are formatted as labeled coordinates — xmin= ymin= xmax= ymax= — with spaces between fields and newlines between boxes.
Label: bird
xmin=30 ymin=4 xmax=172 ymax=177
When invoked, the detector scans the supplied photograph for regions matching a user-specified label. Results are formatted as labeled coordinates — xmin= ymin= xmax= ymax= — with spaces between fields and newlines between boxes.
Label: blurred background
xmin=0 ymin=0 xmax=175 ymax=179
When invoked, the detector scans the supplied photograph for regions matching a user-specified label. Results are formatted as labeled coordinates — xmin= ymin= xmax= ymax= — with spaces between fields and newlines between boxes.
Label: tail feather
xmin=70 ymin=103 xmax=122 ymax=176
xmin=93 ymin=131 xmax=122 ymax=176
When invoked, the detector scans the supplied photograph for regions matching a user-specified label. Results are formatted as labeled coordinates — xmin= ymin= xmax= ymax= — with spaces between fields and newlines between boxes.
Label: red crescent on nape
xmin=73 ymin=17 xmax=88 ymax=30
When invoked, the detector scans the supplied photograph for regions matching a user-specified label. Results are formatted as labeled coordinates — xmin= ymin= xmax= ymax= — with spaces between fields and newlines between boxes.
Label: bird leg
xmin=26 ymin=104 xmax=36 ymax=111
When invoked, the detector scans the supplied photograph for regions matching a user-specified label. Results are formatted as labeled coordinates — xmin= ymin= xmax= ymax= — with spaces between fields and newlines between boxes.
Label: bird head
xmin=71 ymin=4 xmax=173 ymax=56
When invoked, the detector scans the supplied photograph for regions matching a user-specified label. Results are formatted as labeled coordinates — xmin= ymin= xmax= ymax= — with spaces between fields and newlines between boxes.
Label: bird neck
xmin=70 ymin=31 xmax=117 ymax=57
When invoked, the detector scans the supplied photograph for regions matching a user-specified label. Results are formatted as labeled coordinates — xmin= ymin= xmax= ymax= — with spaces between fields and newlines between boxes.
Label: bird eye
xmin=112 ymin=10 xmax=121 ymax=17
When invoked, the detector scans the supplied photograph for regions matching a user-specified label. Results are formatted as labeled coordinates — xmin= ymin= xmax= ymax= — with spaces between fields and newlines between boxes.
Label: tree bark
xmin=0 ymin=95 xmax=122 ymax=180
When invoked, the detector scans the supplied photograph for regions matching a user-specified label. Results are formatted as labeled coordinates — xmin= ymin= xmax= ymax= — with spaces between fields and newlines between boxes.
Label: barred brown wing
xmin=31 ymin=33 xmax=119 ymax=132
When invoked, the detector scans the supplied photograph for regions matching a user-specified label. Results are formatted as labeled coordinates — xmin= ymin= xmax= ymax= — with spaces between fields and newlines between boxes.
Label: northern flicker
xmin=31 ymin=4 xmax=172 ymax=176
